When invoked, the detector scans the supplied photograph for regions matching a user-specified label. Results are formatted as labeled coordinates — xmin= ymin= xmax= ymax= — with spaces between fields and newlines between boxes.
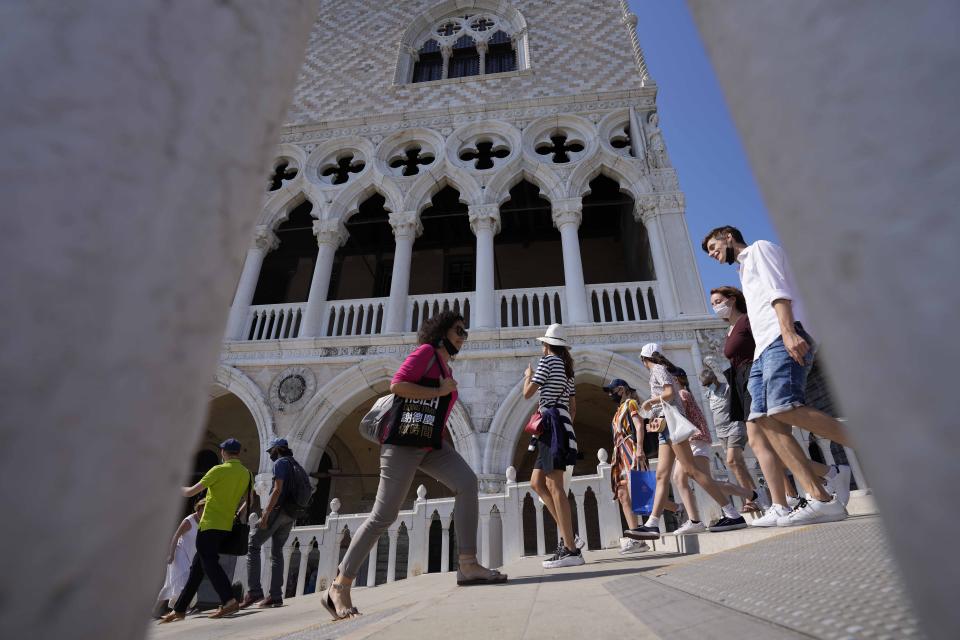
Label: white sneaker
xmin=786 ymin=495 xmax=801 ymax=509
xmin=673 ymin=520 xmax=707 ymax=535
xmin=543 ymin=547 xmax=585 ymax=569
xmin=751 ymin=504 xmax=791 ymax=527
xmin=618 ymin=537 xmax=650 ymax=554
xmin=776 ymin=497 xmax=847 ymax=527
xmin=825 ymin=465 xmax=852 ymax=506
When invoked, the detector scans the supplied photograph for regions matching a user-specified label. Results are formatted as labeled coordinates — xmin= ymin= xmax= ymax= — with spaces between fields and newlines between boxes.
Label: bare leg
xmin=671 ymin=463 xmax=700 ymax=521
xmin=694 ymin=455 xmax=751 ymax=499
xmin=778 ymin=406 xmax=852 ymax=446
xmin=617 ymin=483 xmax=639 ymax=529
xmin=759 ymin=416 xmax=832 ymax=501
xmin=531 ymin=469 xmax=561 ymax=531
xmin=672 ymin=442 xmax=734 ymax=507
xmin=747 ymin=420 xmax=790 ymax=506
xmin=726 ymin=447 xmax=756 ymax=493
xmin=649 ymin=444 xmax=676 ymax=518
xmin=545 ymin=470 xmax=576 ymax=551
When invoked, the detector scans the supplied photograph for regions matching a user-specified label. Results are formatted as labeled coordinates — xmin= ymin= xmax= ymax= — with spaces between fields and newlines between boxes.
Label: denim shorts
xmin=747 ymin=324 xmax=816 ymax=421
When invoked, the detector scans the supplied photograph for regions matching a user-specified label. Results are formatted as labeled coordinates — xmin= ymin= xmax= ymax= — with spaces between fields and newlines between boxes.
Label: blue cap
xmin=603 ymin=378 xmax=633 ymax=392
xmin=219 ymin=438 xmax=242 ymax=453
xmin=266 ymin=437 xmax=289 ymax=451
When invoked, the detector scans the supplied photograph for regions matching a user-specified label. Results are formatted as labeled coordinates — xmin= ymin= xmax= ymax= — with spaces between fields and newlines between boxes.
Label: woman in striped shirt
xmin=522 ymin=324 xmax=583 ymax=569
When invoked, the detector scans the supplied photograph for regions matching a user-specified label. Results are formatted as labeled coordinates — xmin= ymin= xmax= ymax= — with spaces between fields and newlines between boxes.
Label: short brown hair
xmin=710 ymin=285 xmax=748 ymax=314
xmin=701 ymin=225 xmax=745 ymax=252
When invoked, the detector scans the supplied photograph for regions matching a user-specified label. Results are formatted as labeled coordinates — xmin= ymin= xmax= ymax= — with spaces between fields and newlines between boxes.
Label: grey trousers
xmin=246 ymin=510 xmax=296 ymax=599
xmin=339 ymin=444 xmax=478 ymax=580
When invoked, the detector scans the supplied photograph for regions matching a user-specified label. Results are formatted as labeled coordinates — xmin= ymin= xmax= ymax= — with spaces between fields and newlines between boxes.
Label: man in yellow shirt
xmin=159 ymin=438 xmax=251 ymax=623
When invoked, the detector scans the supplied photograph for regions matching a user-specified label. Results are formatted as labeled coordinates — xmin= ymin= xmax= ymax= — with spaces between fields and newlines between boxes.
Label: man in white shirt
xmin=702 ymin=225 xmax=849 ymax=527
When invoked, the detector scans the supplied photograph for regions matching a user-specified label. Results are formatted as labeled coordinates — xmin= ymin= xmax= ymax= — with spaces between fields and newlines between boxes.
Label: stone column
xmin=441 ymin=45 xmax=452 ymax=80
xmin=384 ymin=212 xmax=421 ymax=333
xmin=476 ymin=40 xmax=488 ymax=76
xmin=225 ymin=227 xmax=279 ymax=339
xmin=552 ymin=198 xmax=590 ymax=324
xmin=440 ymin=521 xmax=451 ymax=573
xmin=636 ymin=198 xmax=678 ymax=319
xmin=301 ymin=220 xmax=348 ymax=337
xmin=469 ymin=204 xmax=500 ymax=328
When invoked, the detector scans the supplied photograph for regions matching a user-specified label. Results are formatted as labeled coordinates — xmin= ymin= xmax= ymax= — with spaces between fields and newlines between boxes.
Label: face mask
xmin=712 ymin=301 xmax=732 ymax=319
xmin=269 ymin=450 xmax=279 ymax=462
xmin=724 ymin=246 xmax=736 ymax=265
xmin=609 ymin=391 xmax=622 ymax=404
xmin=441 ymin=337 xmax=460 ymax=356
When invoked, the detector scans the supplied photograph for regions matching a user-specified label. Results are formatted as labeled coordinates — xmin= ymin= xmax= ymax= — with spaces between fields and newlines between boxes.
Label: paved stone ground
xmin=147 ymin=515 xmax=923 ymax=640
xmin=607 ymin=515 xmax=924 ymax=640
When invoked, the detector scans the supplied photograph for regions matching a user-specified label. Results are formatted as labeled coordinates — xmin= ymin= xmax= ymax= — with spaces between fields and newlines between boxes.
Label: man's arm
xmin=258 ymin=478 xmax=284 ymax=529
xmin=772 ymin=298 xmax=809 ymax=365
xmin=181 ymin=482 xmax=205 ymax=498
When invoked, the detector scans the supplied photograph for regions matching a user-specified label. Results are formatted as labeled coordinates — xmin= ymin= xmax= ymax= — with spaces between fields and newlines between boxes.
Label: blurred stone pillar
xmin=0 ymin=2 xmax=319 ymax=639
xmin=688 ymin=2 xmax=960 ymax=636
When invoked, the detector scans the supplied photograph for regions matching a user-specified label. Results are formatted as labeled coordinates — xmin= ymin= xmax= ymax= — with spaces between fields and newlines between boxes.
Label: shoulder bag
xmin=219 ymin=471 xmax=253 ymax=556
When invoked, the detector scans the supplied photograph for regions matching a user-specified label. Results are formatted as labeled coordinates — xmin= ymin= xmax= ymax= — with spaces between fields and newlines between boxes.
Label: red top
xmin=392 ymin=344 xmax=457 ymax=427
xmin=724 ymin=314 xmax=756 ymax=370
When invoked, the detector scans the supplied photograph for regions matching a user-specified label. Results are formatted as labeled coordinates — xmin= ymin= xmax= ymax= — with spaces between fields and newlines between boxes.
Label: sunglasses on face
xmin=455 ymin=326 xmax=468 ymax=338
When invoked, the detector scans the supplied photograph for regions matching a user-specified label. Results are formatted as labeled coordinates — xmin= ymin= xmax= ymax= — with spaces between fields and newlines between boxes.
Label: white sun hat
xmin=640 ymin=342 xmax=661 ymax=358
xmin=536 ymin=323 xmax=569 ymax=347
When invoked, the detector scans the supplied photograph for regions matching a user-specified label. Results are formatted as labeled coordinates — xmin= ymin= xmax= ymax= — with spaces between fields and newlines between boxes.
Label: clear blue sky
xmin=628 ymin=0 xmax=779 ymax=297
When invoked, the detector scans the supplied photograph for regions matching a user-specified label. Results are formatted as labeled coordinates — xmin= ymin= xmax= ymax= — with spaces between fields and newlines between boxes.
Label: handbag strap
xmin=236 ymin=471 xmax=253 ymax=521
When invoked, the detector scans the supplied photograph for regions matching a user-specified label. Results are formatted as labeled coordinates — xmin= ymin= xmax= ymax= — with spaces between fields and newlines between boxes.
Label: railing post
xmin=294 ymin=539 xmax=309 ymax=596
xmin=366 ymin=539 xmax=379 ymax=586
xmin=534 ymin=500 xmax=546 ymax=556
xmin=225 ymin=227 xmax=279 ymax=340
xmin=281 ymin=542 xmax=295 ymax=597
xmin=385 ymin=527 xmax=399 ymax=583
xmin=385 ymin=212 xmax=421 ymax=333
xmin=552 ymin=198 xmax=589 ymax=324
xmin=301 ymin=220 xmax=348 ymax=337
xmin=440 ymin=520 xmax=451 ymax=573
xmin=573 ymin=490 xmax=588 ymax=544
xmin=479 ymin=512 xmax=491 ymax=567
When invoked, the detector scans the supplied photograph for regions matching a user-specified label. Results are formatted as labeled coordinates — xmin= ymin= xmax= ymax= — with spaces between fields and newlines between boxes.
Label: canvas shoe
xmin=673 ymin=520 xmax=707 ymax=535
xmin=623 ymin=525 xmax=661 ymax=540
xmin=776 ymin=496 xmax=847 ymax=527
xmin=751 ymin=504 xmax=791 ymax=527
xmin=825 ymin=465 xmax=852 ymax=506
xmin=709 ymin=516 xmax=748 ymax=532
xmin=543 ymin=546 xmax=585 ymax=569
xmin=618 ymin=537 xmax=650 ymax=554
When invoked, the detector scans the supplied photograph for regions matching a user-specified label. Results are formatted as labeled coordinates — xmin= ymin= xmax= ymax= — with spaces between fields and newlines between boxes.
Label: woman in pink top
xmin=324 ymin=312 xmax=506 ymax=622
xmin=670 ymin=370 xmax=756 ymax=535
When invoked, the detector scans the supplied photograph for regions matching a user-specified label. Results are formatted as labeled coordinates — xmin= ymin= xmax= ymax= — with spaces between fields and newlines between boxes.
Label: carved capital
xmin=312 ymin=219 xmax=348 ymax=248
xmin=389 ymin=211 xmax=423 ymax=238
xmin=253 ymin=226 xmax=280 ymax=253
xmin=468 ymin=204 xmax=501 ymax=235
xmin=475 ymin=40 xmax=489 ymax=54
xmin=635 ymin=196 xmax=658 ymax=223
xmin=440 ymin=45 xmax=453 ymax=58
xmin=658 ymin=192 xmax=685 ymax=212
xmin=552 ymin=198 xmax=583 ymax=228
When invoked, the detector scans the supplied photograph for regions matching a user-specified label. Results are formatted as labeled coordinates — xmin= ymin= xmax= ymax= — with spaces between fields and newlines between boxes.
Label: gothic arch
xmin=482 ymin=348 xmax=652 ymax=476
xmin=483 ymin=159 xmax=565 ymax=207
xmin=327 ymin=174 xmax=403 ymax=225
xmin=212 ymin=365 xmax=275 ymax=471
xmin=258 ymin=186 xmax=329 ymax=229
xmin=565 ymin=150 xmax=651 ymax=201
xmin=291 ymin=357 xmax=482 ymax=475
xmin=402 ymin=166 xmax=483 ymax=216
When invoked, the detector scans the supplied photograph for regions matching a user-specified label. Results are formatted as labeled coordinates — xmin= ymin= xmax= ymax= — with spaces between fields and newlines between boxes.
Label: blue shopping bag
xmin=629 ymin=469 xmax=656 ymax=514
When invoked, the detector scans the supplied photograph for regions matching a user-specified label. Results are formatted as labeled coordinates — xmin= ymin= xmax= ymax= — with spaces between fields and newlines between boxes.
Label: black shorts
xmin=729 ymin=363 xmax=753 ymax=423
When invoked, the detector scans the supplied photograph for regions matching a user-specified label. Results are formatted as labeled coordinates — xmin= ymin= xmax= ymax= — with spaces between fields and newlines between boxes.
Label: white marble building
xmin=202 ymin=0 xmax=733 ymax=585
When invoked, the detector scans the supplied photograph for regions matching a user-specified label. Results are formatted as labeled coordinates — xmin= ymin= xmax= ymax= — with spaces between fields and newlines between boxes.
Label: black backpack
xmin=280 ymin=457 xmax=312 ymax=518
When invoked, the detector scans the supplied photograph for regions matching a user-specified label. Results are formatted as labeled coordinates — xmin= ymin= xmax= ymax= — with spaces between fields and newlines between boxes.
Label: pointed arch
xmin=484 ymin=159 xmax=565 ymax=207
xmin=401 ymin=166 xmax=483 ymax=216
xmin=212 ymin=365 xmax=274 ymax=471
xmin=328 ymin=173 xmax=403 ymax=224
xmin=482 ymin=348 xmax=652 ymax=476
xmin=565 ymin=150 xmax=652 ymax=201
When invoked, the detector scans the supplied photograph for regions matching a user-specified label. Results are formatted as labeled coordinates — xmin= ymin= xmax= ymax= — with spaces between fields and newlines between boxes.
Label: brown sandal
xmin=208 ymin=600 xmax=239 ymax=619
xmin=321 ymin=583 xmax=355 ymax=621
xmin=157 ymin=611 xmax=185 ymax=624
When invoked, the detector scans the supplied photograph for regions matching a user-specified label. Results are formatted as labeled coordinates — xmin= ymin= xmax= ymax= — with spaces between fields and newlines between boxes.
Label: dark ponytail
xmin=644 ymin=351 xmax=682 ymax=377
xmin=547 ymin=344 xmax=575 ymax=379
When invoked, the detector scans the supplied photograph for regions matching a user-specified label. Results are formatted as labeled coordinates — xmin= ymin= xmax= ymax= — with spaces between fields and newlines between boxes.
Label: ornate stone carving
xmin=552 ymin=198 xmax=583 ymax=228
xmin=389 ymin=211 xmax=423 ymax=237
xmin=312 ymin=219 xmax=349 ymax=247
xmin=468 ymin=203 xmax=501 ymax=235
xmin=253 ymin=227 xmax=280 ymax=253
xmin=696 ymin=328 xmax=730 ymax=375
xmin=646 ymin=112 xmax=670 ymax=169
xmin=268 ymin=366 xmax=316 ymax=414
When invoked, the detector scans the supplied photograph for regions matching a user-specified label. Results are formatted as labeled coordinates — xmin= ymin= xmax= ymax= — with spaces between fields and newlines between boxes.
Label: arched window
xmin=485 ymin=30 xmax=516 ymax=74
xmin=399 ymin=5 xmax=529 ymax=85
xmin=412 ymin=39 xmax=443 ymax=83
xmin=449 ymin=35 xmax=480 ymax=79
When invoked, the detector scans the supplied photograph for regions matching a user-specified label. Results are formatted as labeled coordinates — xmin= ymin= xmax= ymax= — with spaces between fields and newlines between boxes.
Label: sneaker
xmin=545 ymin=539 xmax=563 ymax=560
xmin=239 ymin=592 xmax=263 ymax=609
xmin=574 ymin=534 xmax=586 ymax=550
xmin=826 ymin=465 xmax=852 ymax=506
xmin=623 ymin=525 xmax=661 ymax=541
xmin=709 ymin=516 xmax=748 ymax=532
xmin=618 ymin=537 xmax=650 ymax=554
xmin=673 ymin=520 xmax=707 ymax=536
xmin=786 ymin=495 xmax=801 ymax=509
xmin=543 ymin=547 xmax=585 ymax=569
xmin=258 ymin=596 xmax=283 ymax=608
xmin=751 ymin=504 xmax=791 ymax=527
xmin=776 ymin=496 xmax=847 ymax=527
